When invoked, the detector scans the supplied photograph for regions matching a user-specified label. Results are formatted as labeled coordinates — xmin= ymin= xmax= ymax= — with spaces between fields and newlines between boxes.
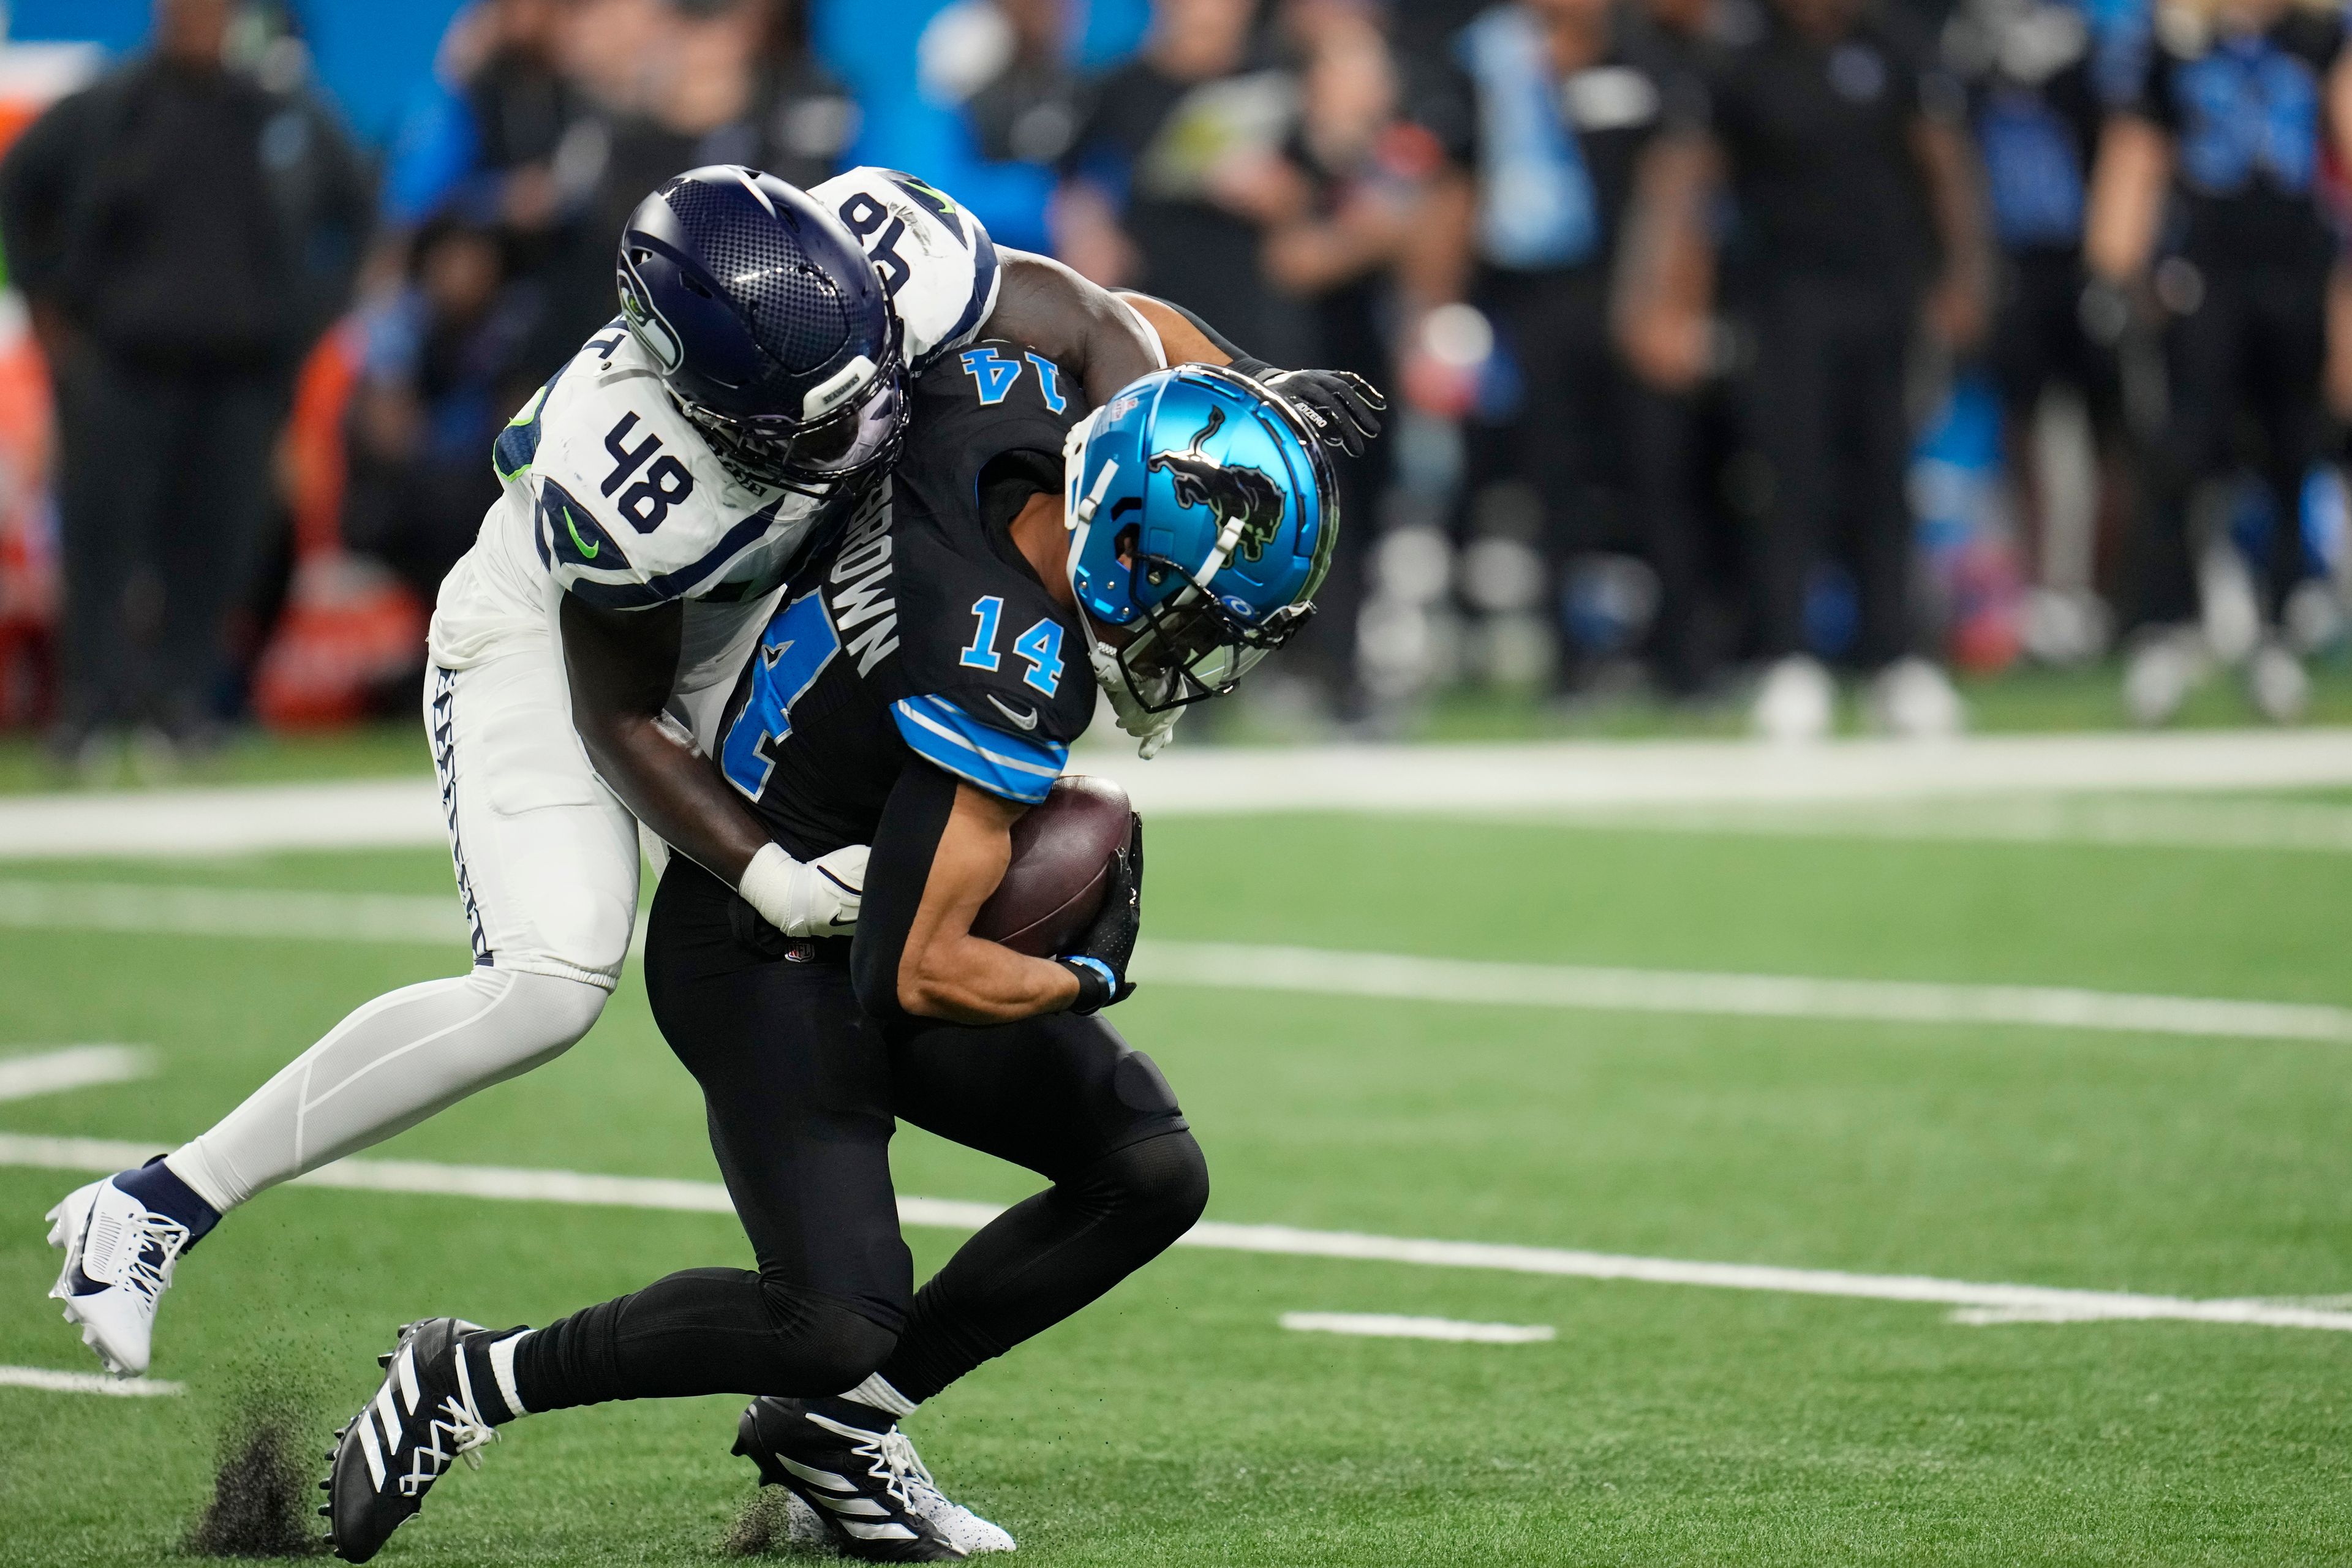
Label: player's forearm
xmin=1912 ymin=119 xmax=1991 ymax=293
xmin=989 ymin=249 xmax=1166 ymax=405
xmin=2085 ymin=115 xmax=2171 ymax=284
xmin=576 ymin=710 xmax=771 ymax=884
xmin=1116 ymin=293 xmax=1235 ymax=368
xmin=855 ymin=771 xmax=1084 ymax=1022
xmin=900 ymin=934 xmax=1082 ymax=1023
xmin=558 ymin=594 xmax=770 ymax=886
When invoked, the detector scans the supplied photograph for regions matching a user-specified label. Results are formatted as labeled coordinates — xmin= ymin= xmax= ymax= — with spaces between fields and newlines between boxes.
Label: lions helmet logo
xmin=1145 ymin=408 xmax=1286 ymax=564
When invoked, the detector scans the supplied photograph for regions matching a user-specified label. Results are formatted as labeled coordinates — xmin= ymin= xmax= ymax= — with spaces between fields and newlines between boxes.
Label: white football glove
xmin=1088 ymin=641 xmax=1182 ymax=759
xmin=738 ymin=842 xmax=867 ymax=936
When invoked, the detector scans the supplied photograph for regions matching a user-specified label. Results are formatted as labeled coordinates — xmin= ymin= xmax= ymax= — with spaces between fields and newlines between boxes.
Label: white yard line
xmin=1530 ymin=795 xmax=2352 ymax=854
xmin=0 ymin=1046 xmax=151 ymax=1103
xmin=9 ymin=731 xmax=2352 ymax=861
xmin=1140 ymin=943 xmax=2352 ymax=1045
xmin=5 ymin=880 xmax=2346 ymax=1046
xmin=0 ymin=1134 xmax=2344 ymax=1334
xmin=0 ymin=1364 xmax=184 ymax=1396
xmin=0 ymin=880 xmax=459 ymax=945
xmin=1280 ymin=1313 xmax=1556 ymax=1343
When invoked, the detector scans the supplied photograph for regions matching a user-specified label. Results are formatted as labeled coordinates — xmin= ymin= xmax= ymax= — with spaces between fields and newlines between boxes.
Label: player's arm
xmin=2084 ymin=112 xmax=2171 ymax=284
xmin=987 ymin=251 xmax=1385 ymax=455
xmin=853 ymin=763 xmax=1140 ymax=1025
xmin=560 ymin=594 xmax=862 ymax=933
xmin=1909 ymin=109 xmax=1992 ymax=352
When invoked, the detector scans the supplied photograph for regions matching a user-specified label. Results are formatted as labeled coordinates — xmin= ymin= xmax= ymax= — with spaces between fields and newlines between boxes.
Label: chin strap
xmin=1083 ymin=626 xmax=1181 ymax=759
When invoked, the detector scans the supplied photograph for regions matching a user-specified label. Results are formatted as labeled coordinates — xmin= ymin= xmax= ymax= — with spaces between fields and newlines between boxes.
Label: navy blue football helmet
xmin=615 ymin=166 xmax=904 ymax=494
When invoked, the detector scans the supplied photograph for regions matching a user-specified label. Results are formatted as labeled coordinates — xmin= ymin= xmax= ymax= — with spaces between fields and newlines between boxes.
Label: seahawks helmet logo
xmin=616 ymin=248 xmax=685 ymax=374
xmin=1146 ymin=408 xmax=1285 ymax=564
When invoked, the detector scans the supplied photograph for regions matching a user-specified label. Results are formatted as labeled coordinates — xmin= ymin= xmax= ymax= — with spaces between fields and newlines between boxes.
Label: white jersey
xmin=428 ymin=165 xmax=1003 ymax=698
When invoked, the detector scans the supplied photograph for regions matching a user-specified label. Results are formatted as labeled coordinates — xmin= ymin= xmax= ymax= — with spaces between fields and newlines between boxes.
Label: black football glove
xmin=1261 ymin=368 xmax=1387 ymax=458
xmin=1057 ymin=813 xmax=1142 ymax=1014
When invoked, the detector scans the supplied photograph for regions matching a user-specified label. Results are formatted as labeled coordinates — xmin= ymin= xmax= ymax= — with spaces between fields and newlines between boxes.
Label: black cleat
xmin=322 ymin=1319 xmax=500 ymax=1562
xmin=733 ymin=1396 xmax=981 ymax=1561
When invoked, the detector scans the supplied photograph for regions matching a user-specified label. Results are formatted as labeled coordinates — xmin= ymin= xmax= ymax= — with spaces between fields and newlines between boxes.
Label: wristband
xmin=736 ymin=842 xmax=800 ymax=931
xmin=1226 ymin=354 xmax=1275 ymax=383
xmin=1057 ymin=957 xmax=1117 ymax=1014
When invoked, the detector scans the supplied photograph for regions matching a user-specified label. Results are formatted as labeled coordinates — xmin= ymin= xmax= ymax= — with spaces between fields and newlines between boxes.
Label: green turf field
xmin=5 ymin=804 xmax=2352 ymax=1564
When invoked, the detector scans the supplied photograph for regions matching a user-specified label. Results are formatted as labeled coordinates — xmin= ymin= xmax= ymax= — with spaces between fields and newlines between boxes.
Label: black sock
xmin=513 ymin=1267 xmax=898 ymax=1414
xmin=457 ymin=1326 xmax=528 ymax=1425
xmin=115 ymin=1156 xmax=220 ymax=1249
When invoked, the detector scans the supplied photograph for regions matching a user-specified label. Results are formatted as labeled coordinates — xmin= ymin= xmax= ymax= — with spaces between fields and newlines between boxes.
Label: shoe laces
xmin=826 ymin=1421 xmax=928 ymax=1514
xmin=99 ymin=1209 xmax=189 ymax=1311
xmin=398 ymin=1353 xmax=499 ymax=1497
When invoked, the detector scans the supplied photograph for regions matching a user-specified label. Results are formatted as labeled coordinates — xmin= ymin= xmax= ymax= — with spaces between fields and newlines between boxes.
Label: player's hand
xmin=1089 ymin=641 xmax=1183 ymax=757
xmin=1058 ymin=815 xmax=1142 ymax=1013
xmin=1262 ymin=369 xmax=1386 ymax=458
xmin=739 ymin=842 xmax=867 ymax=937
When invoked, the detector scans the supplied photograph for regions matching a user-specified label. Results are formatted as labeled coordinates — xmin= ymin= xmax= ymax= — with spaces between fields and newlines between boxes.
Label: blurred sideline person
xmin=0 ymin=0 xmax=368 ymax=766
xmin=1949 ymin=0 xmax=2138 ymax=665
xmin=2087 ymin=0 xmax=2352 ymax=723
xmin=1417 ymin=0 xmax=1718 ymax=698
xmin=539 ymin=0 xmax=861 ymax=354
xmin=1057 ymin=0 xmax=1310 ymax=364
xmin=342 ymin=216 xmax=549 ymax=606
xmin=41 ymin=158 xmax=1376 ymax=1433
xmin=320 ymin=361 xmax=1348 ymax=1564
xmin=1621 ymin=0 xmax=1995 ymax=738
xmin=1250 ymin=0 xmax=1430 ymax=709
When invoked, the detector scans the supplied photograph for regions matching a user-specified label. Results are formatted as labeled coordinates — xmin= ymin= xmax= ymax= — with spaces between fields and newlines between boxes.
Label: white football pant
xmin=165 ymin=648 xmax=644 ymax=1212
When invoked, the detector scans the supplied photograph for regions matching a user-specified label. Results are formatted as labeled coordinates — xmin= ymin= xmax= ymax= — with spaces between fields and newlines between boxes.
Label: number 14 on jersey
xmin=959 ymin=595 xmax=1065 ymax=696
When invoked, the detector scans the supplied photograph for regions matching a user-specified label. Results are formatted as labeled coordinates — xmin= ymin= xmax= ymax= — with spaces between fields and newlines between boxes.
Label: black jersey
xmin=2124 ymin=7 xmax=2346 ymax=273
xmin=1694 ymin=11 xmax=1951 ymax=286
xmin=713 ymin=342 xmax=1096 ymax=859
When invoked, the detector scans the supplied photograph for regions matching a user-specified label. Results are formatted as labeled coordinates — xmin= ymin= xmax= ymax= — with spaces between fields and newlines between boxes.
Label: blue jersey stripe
xmin=892 ymin=694 xmax=1067 ymax=804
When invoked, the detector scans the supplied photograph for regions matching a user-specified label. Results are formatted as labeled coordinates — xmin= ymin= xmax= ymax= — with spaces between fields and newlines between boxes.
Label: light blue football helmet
xmin=1062 ymin=363 xmax=1338 ymax=714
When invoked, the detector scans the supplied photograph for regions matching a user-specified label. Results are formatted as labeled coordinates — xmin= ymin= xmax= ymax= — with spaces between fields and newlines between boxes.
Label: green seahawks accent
xmin=566 ymin=510 xmax=600 ymax=560
xmin=900 ymin=175 xmax=959 ymax=216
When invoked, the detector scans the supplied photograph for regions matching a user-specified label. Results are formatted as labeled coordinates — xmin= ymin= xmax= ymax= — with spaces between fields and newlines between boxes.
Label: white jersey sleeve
xmin=519 ymin=326 xmax=818 ymax=611
xmin=810 ymin=167 xmax=1001 ymax=371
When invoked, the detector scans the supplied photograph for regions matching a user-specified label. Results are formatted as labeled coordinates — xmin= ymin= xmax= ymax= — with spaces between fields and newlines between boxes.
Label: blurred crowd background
xmin=0 ymin=0 xmax=2348 ymax=769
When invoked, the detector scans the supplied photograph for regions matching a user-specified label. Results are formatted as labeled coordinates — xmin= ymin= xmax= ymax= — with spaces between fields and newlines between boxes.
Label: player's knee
xmin=752 ymin=1276 xmax=900 ymax=1393
xmin=1101 ymin=1129 xmax=1210 ymax=1245
xmin=470 ymin=970 xmax=608 ymax=1076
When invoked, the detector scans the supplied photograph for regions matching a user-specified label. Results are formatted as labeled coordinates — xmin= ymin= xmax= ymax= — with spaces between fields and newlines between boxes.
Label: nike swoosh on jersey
xmin=986 ymin=695 xmax=1039 ymax=731
xmin=567 ymin=513 xmax=600 ymax=560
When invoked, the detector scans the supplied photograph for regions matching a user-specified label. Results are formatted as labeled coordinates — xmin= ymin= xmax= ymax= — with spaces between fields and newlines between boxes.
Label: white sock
xmin=489 ymin=1331 xmax=531 ymax=1419
xmin=840 ymin=1371 xmax=916 ymax=1418
xmin=162 ymin=969 xmax=605 ymax=1211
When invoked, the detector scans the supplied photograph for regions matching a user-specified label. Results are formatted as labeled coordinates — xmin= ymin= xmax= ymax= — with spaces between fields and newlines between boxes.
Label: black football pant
xmin=513 ymin=859 xmax=1206 ymax=1412
xmin=1479 ymin=269 xmax=1713 ymax=690
xmin=1742 ymin=277 xmax=1918 ymax=668
xmin=2122 ymin=260 xmax=2329 ymax=631
xmin=50 ymin=346 xmax=287 ymax=737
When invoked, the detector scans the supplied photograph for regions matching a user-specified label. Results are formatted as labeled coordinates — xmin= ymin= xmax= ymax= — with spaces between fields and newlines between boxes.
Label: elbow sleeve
xmin=850 ymin=762 xmax=962 ymax=1018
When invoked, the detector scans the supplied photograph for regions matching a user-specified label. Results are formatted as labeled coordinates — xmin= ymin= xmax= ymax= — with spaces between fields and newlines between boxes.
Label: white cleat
xmin=2248 ymin=639 xmax=2310 ymax=725
xmin=1864 ymin=656 xmax=1966 ymax=739
xmin=903 ymin=1461 xmax=1016 ymax=1556
xmin=1750 ymin=654 xmax=1834 ymax=743
xmin=47 ymin=1174 xmax=190 ymax=1378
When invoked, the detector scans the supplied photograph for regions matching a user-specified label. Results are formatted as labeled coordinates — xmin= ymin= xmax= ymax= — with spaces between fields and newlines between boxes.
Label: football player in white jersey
xmin=43 ymin=164 xmax=1380 ymax=1400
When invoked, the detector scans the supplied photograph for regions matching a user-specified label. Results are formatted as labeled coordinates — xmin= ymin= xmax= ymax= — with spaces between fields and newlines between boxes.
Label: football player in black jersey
xmin=322 ymin=355 xmax=1356 ymax=1562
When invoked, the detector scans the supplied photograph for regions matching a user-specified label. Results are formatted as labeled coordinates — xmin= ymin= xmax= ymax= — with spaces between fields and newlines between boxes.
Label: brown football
xmin=972 ymin=775 xmax=1133 ymax=957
